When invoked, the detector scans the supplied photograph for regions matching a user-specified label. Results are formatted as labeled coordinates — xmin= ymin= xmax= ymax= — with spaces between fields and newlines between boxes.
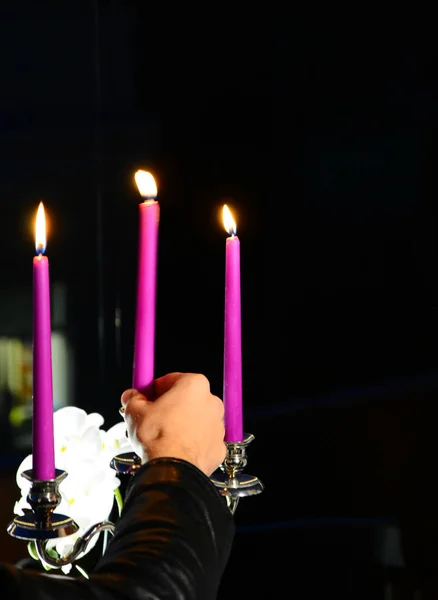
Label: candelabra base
xmin=210 ymin=432 xmax=264 ymax=514
xmin=7 ymin=469 xmax=79 ymax=541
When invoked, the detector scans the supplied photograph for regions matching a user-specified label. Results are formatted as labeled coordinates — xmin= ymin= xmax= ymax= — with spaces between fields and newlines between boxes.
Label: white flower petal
xmin=86 ymin=412 xmax=105 ymax=429
xmin=80 ymin=426 xmax=104 ymax=455
xmin=61 ymin=564 xmax=72 ymax=575
xmin=54 ymin=406 xmax=88 ymax=436
xmin=101 ymin=421 xmax=134 ymax=460
xmin=15 ymin=455 xmax=33 ymax=490
xmin=13 ymin=495 xmax=31 ymax=516
xmin=105 ymin=421 xmax=127 ymax=441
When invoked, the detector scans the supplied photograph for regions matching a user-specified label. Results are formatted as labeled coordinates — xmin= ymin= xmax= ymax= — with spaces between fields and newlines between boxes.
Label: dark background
xmin=1 ymin=3 xmax=438 ymax=598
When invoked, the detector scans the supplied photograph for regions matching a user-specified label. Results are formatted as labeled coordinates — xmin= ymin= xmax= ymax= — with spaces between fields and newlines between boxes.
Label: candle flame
xmin=135 ymin=170 xmax=157 ymax=199
xmin=35 ymin=202 xmax=47 ymax=254
xmin=222 ymin=204 xmax=237 ymax=236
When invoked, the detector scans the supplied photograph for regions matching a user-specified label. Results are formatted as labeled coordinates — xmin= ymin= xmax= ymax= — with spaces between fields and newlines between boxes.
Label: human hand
xmin=121 ymin=373 xmax=226 ymax=477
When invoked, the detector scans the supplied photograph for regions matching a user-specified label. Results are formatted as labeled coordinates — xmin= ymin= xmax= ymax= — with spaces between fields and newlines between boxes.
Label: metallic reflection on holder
xmin=110 ymin=452 xmax=142 ymax=475
xmin=7 ymin=468 xmax=115 ymax=568
xmin=7 ymin=469 xmax=79 ymax=540
xmin=210 ymin=432 xmax=264 ymax=514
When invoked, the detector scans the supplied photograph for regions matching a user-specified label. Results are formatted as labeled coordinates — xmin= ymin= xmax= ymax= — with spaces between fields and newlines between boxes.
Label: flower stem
xmin=114 ymin=487 xmax=123 ymax=516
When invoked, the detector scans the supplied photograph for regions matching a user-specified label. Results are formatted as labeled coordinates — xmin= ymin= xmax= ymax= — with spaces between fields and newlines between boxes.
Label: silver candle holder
xmin=112 ymin=432 xmax=264 ymax=514
xmin=110 ymin=452 xmax=142 ymax=475
xmin=8 ymin=434 xmax=263 ymax=568
xmin=210 ymin=432 xmax=264 ymax=514
xmin=7 ymin=468 xmax=115 ymax=569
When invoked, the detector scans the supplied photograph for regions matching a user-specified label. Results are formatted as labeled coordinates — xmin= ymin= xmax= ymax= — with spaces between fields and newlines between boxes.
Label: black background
xmin=2 ymin=3 xmax=438 ymax=597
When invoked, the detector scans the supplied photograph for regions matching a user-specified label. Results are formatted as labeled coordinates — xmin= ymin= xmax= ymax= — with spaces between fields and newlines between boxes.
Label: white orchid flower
xmin=101 ymin=420 xmax=133 ymax=464
xmin=13 ymin=406 xmax=132 ymax=574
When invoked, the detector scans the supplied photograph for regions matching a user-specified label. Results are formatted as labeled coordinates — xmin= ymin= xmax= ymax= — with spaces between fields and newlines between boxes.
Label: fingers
xmin=152 ymin=372 xmax=184 ymax=397
xmin=122 ymin=373 xmax=213 ymax=407
xmin=119 ymin=375 xmax=182 ymax=416
xmin=121 ymin=388 xmax=150 ymax=421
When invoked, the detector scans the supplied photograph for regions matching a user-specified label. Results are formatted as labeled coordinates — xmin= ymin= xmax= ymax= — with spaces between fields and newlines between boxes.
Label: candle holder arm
xmin=35 ymin=520 xmax=115 ymax=569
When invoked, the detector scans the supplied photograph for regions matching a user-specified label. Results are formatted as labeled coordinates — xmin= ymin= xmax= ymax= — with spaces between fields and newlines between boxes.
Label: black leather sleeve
xmin=0 ymin=458 xmax=235 ymax=599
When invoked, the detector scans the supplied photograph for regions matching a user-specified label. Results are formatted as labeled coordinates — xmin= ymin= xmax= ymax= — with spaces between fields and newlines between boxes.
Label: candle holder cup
xmin=7 ymin=468 xmax=115 ymax=569
xmin=110 ymin=451 xmax=142 ymax=475
xmin=111 ymin=432 xmax=264 ymax=514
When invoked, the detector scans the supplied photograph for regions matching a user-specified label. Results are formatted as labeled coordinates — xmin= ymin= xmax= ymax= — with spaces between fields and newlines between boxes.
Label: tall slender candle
xmin=132 ymin=170 xmax=159 ymax=397
xmin=222 ymin=204 xmax=243 ymax=442
xmin=32 ymin=202 xmax=55 ymax=480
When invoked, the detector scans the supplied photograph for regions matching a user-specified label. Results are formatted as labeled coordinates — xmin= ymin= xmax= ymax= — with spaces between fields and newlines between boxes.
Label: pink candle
xmin=32 ymin=202 xmax=55 ymax=480
xmin=222 ymin=205 xmax=243 ymax=442
xmin=132 ymin=170 xmax=159 ymax=397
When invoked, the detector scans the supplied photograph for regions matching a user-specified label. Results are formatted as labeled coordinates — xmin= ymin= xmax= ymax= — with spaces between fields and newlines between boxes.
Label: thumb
xmin=121 ymin=388 xmax=141 ymax=406
xmin=121 ymin=388 xmax=152 ymax=421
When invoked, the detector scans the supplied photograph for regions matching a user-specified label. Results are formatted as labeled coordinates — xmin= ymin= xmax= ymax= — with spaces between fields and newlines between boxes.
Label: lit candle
xmin=133 ymin=170 xmax=159 ymax=397
xmin=32 ymin=202 xmax=55 ymax=480
xmin=222 ymin=204 xmax=243 ymax=442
